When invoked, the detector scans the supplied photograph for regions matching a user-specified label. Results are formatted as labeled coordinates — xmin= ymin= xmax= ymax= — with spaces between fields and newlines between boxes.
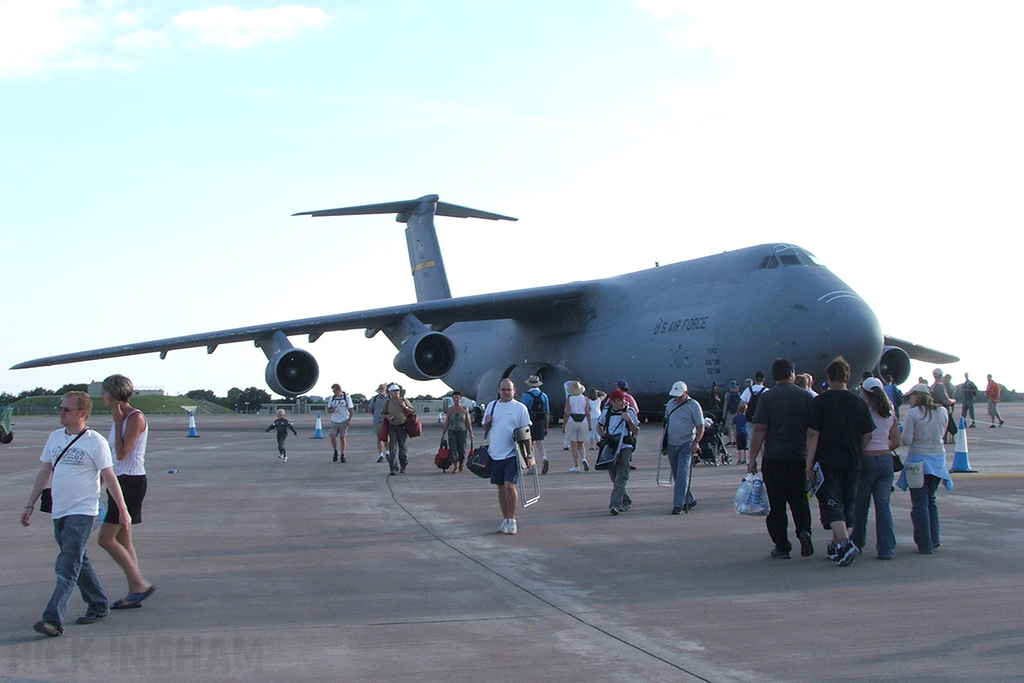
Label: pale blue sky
xmin=2 ymin=1 xmax=1020 ymax=399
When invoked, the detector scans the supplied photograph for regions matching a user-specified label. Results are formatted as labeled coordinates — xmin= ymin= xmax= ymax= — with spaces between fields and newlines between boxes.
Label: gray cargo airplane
xmin=13 ymin=194 xmax=956 ymax=418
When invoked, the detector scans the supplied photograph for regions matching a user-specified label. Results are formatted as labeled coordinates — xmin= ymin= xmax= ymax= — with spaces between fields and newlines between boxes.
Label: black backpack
xmin=745 ymin=385 xmax=765 ymax=420
xmin=525 ymin=389 xmax=548 ymax=424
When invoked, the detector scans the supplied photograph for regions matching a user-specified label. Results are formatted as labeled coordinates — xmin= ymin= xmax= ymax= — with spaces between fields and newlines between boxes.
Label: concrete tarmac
xmin=2 ymin=406 xmax=1023 ymax=682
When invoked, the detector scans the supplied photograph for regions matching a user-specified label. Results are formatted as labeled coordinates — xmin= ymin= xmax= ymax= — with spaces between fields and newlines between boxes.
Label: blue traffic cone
xmin=187 ymin=411 xmax=200 ymax=438
xmin=312 ymin=413 xmax=324 ymax=439
xmin=951 ymin=417 xmax=975 ymax=472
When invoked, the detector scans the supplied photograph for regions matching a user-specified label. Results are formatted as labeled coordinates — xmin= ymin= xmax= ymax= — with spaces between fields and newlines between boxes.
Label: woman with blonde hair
xmin=851 ymin=377 xmax=901 ymax=559
xmin=98 ymin=374 xmax=155 ymax=608
xmin=896 ymin=383 xmax=953 ymax=554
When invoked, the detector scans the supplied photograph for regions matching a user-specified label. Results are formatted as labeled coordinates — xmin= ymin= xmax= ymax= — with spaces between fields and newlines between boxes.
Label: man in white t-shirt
xmin=484 ymin=379 xmax=533 ymax=535
xmin=21 ymin=391 xmax=131 ymax=637
xmin=327 ymin=383 xmax=354 ymax=462
xmin=740 ymin=371 xmax=767 ymax=411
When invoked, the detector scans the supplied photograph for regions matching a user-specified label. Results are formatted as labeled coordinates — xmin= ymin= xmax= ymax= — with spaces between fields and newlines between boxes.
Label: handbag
xmin=404 ymin=411 xmax=422 ymax=438
xmin=904 ymin=461 xmax=925 ymax=489
xmin=892 ymin=452 xmax=904 ymax=472
xmin=466 ymin=444 xmax=492 ymax=478
xmin=38 ymin=429 xmax=88 ymax=514
xmin=434 ymin=439 xmax=452 ymax=470
xmin=594 ymin=441 xmax=619 ymax=470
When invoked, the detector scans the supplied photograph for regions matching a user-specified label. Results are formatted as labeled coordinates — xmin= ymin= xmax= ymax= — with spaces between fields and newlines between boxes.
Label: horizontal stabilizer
xmin=293 ymin=194 xmax=516 ymax=222
xmin=884 ymin=335 xmax=959 ymax=365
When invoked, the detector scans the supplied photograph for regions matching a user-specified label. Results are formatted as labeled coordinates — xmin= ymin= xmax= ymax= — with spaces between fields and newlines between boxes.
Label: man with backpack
xmin=739 ymin=372 xmax=767 ymax=420
xmin=521 ymin=375 xmax=551 ymax=474
xmin=327 ymin=383 xmax=354 ymax=463
xmin=722 ymin=380 xmax=742 ymax=445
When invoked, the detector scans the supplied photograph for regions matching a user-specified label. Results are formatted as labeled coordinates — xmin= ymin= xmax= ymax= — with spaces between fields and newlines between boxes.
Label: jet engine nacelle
xmin=265 ymin=347 xmax=320 ymax=397
xmin=875 ymin=346 xmax=911 ymax=386
xmin=393 ymin=331 xmax=456 ymax=380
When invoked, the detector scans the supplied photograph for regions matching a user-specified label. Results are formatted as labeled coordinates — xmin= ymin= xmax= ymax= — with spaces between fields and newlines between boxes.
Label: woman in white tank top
xmin=98 ymin=374 xmax=156 ymax=608
xmin=850 ymin=378 xmax=901 ymax=559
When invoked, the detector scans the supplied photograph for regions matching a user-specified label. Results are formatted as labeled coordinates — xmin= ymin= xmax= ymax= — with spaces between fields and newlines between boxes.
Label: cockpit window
xmin=758 ymin=247 xmax=821 ymax=269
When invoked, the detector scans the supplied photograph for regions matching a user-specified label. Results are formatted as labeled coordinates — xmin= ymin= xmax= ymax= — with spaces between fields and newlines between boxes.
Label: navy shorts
xmin=489 ymin=457 xmax=520 ymax=485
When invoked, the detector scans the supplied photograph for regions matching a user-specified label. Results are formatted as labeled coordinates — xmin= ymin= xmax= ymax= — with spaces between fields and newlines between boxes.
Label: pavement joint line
xmin=383 ymin=474 xmax=717 ymax=682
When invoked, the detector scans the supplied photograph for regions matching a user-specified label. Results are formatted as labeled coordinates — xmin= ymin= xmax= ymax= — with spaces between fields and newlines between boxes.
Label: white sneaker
xmin=582 ymin=459 xmax=590 ymax=472
xmin=569 ymin=467 xmax=581 ymax=473
xmin=497 ymin=519 xmax=509 ymax=534
xmin=505 ymin=519 xmax=517 ymax=535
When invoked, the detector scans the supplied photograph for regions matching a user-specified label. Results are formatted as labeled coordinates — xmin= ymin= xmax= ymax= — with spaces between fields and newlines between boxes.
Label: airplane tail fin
xmin=294 ymin=194 xmax=516 ymax=302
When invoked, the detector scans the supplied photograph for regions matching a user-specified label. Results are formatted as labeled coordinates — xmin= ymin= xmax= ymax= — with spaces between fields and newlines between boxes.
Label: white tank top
xmin=866 ymin=410 xmax=895 ymax=452
xmin=108 ymin=410 xmax=147 ymax=476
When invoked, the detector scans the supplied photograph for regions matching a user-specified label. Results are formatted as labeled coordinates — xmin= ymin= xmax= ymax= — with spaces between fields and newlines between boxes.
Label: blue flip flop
xmin=111 ymin=585 xmax=156 ymax=609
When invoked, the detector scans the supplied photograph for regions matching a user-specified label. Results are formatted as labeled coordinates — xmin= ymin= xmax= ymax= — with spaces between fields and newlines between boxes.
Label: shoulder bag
xmin=404 ymin=402 xmax=422 ymax=437
xmin=38 ymin=429 xmax=88 ymax=514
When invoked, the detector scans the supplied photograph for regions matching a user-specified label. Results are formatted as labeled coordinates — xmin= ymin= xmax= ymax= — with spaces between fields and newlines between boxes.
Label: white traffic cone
xmin=951 ymin=416 xmax=975 ymax=472
xmin=187 ymin=411 xmax=200 ymax=438
xmin=312 ymin=413 xmax=324 ymax=439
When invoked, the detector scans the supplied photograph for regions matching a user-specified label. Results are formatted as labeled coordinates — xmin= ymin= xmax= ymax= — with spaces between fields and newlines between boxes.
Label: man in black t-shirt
xmin=747 ymin=358 xmax=813 ymax=560
xmin=806 ymin=357 xmax=875 ymax=567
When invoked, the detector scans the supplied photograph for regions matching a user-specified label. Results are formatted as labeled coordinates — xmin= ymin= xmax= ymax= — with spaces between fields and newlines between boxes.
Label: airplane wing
xmin=11 ymin=284 xmax=586 ymax=370
xmin=884 ymin=335 xmax=959 ymax=365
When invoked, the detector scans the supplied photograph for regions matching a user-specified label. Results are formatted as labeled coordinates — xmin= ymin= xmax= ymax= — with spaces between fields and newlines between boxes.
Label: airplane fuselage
xmin=440 ymin=244 xmax=882 ymax=417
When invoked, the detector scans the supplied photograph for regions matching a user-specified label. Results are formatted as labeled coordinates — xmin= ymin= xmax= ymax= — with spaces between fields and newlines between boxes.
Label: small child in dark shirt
xmin=733 ymin=407 xmax=749 ymax=465
xmin=266 ymin=409 xmax=298 ymax=462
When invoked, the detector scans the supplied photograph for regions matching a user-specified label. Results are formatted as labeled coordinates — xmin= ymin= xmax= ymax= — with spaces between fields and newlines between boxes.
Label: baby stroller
xmin=694 ymin=417 xmax=730 ymax=466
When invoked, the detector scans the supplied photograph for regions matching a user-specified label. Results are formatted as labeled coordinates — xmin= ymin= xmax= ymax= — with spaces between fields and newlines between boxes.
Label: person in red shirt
xmin=986 ymin=374 xmax=1005 ymax=427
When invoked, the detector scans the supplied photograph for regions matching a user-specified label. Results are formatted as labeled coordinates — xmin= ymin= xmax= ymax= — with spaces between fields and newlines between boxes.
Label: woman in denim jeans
xmin=851 ymin=378 xmax=902 ymax=559
xmin=896 ymin=383 xmax=953 ymax=554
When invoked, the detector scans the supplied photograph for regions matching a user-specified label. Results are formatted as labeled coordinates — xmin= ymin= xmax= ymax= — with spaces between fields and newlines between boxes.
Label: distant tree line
xmin=0 ymin=384 xmax=88 ymax=406
xmin=185 ymin=387 xmax=273 ymax=413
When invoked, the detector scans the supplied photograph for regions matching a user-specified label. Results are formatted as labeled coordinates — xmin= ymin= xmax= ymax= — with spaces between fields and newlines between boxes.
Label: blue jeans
xmin=850 ymin=455 xmax=896 ymax=558
xmin=909 ymin=474 xmax=942 ymax=553
xmin=667 ymin=442 xmax=696 ymax=509
xmin=44 ymin=515 xmax=108 ymax=627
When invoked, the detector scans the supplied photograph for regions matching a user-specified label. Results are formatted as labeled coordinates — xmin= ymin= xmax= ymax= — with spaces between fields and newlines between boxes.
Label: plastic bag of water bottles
xmin=735 ymin=474 xmax=770 ymax=516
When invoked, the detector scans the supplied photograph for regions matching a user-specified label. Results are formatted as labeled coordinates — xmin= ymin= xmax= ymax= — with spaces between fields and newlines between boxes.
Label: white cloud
xmin=172 ymin=5 xmax=332 ymax=49
xmin=0 ymin=2 xmax=332 ymax=77
xmin=0 ymin=0 xmax=107 ymax=76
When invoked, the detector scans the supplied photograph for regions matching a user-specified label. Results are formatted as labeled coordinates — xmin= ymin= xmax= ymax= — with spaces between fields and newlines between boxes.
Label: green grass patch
xmin=7 ymin=395 xmax=235 ymax=416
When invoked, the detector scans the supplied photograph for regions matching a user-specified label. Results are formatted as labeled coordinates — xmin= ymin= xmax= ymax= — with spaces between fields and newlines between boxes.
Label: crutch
xmin=514 ymin=426 xmax=541 ymax=507
xmin=656 ymin=427 xmax=673 ymax=487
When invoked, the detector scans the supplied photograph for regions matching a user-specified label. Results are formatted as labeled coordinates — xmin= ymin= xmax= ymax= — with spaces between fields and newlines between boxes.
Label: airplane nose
xmin=816 ymin=290 xmax=883 ymax=379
